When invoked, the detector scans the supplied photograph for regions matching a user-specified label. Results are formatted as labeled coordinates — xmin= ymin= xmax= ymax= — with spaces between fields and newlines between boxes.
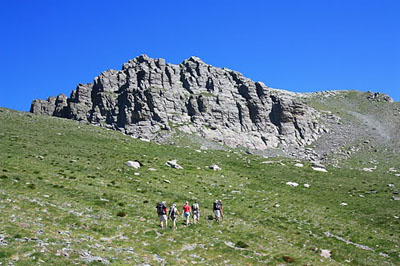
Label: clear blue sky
xmin=1 ymin=0 xmax=399 ymax=111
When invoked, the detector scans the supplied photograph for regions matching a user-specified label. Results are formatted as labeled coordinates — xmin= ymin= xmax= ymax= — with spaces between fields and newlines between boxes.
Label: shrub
xmin=283 ymin=256 xmax=295 ymax=263
xmin=236 ymin=241 xmax=249 ymax=248
xmin=117 ymin=211 xmax=127 ymax=217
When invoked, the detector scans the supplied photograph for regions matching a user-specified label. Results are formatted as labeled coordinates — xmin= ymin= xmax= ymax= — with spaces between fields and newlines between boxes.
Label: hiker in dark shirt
xmin=156 ymin=201 xmax=168 ymax=228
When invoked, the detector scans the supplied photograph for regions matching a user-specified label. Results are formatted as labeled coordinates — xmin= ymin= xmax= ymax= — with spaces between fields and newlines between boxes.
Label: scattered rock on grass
xmin=294 ymin=163 xmax=304 ymax=168
xmin=286 ymin=182 xmax=299 ymax=187
xmin=166 ymin=160 xmax=183 ymax=169
xmin=125 ymin=161 xmax=141 ymax=169
xmin=312 ymin=167 xmax=328 ymax=173
xmin=320 ymin=249 xmax=331 ymax=258
xmin=362 ymin=167 xmax=376 ymax=172
xmin=209 ymin=164 xmax=221 ymax=171
xmin=81 ymin=250 xmax=110 ymax=265
xmin=340 ymin=202 xmax=348 ymax=206
xmin=163 ymin=179 xmax=170 ymax=184
xmin=304 ymin=184 xmax=311 ymax=188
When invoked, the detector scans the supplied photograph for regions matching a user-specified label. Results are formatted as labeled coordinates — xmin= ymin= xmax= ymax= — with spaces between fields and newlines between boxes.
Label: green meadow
xmin=0 ymin=108 xmax=399 ymax=265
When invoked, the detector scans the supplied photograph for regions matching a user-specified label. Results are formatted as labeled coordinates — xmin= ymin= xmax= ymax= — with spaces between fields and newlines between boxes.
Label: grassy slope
xmin=0 ymin=108 xmax=399 ymax=265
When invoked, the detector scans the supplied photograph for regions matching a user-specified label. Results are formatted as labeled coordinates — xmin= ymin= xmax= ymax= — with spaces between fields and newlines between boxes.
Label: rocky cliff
xmin=31 ymin=55 xmax=327 ymax=150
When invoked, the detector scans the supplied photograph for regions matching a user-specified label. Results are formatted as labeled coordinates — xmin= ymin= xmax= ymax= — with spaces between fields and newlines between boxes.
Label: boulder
xmin=166 ymin=160 xmax=183 ymax=169
xmin=125 ymin=161 xmax=141 ymax=169
xmin=209 ymin=164 xmax=221 ymax=171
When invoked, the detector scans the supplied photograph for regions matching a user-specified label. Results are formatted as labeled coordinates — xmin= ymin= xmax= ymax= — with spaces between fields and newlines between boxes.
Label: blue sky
xmin=1 ymin=0 xmax=399 ymax=111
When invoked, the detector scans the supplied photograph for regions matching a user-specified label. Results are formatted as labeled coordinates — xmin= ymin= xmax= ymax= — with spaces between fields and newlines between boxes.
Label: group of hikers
xmin=156 ymin=200 xmax=224 ymax=230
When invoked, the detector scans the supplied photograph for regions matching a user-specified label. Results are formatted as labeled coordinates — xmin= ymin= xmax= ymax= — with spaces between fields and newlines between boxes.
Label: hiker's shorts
xmin=184 ymin=212 xmax=190 ymax=218
xmin=214 ymin=210 xmax=221 ymax=217
xmin=193 ymin=212 xmax=200 ymax=219
xmin=159 ymin=214 xmax=167 ymax=222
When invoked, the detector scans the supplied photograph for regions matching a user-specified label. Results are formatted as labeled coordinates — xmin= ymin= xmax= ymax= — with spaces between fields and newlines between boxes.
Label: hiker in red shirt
xmin=182 ymin=201 xmax=191 ymax=226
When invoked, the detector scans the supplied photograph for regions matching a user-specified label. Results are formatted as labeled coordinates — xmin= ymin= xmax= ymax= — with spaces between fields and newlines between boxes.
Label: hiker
xmin=182 ymin=201 xmax=191 ymax=226
xmin=168 ymin=203 xmax=180 ymax=230
xmin=192 ymin=201 xmax=200 ymax=224
xmin=156 ymin=201 xmax=168 ymax=229
xmin=213 ymin=200 xmax=223 ymax=223
xmin=218 ymin=200 xmax=224 ymax=220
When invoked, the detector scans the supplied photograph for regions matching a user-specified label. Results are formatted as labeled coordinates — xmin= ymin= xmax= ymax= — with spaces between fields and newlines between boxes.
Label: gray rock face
xmin=366 ymin=91 xmax=394 ymax=103
xmin=30 ymin=55 xmax=325 ymax=150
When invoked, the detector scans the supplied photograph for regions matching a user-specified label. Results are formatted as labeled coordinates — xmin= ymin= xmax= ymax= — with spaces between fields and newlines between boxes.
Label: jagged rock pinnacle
xmin=30 ymin=55 xmax=325 ymax=150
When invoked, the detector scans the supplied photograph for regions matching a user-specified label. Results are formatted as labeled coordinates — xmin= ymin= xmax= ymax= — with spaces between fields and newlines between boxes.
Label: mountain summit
xmin=31 ymin=55 xmax=325 ymax=150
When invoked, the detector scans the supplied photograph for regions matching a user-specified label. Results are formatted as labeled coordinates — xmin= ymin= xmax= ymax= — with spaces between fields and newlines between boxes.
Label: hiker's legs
xmin=214 ymin=210 xmax=220 ymax=222
xmin=159 ymin=215 xmax=167 ymax=228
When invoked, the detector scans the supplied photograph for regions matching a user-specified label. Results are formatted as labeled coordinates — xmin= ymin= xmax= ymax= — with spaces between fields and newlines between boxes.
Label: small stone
xmin=312 ymin=167 xmax=328 ymax=173
xmin=320 ymin=249 xmax=331 ymax=258
xmin=286 ymin=182 xmax=299 ymax=187
xmin=209 ymin=164 xmax=221 ymax=171
xmin=304 ymin=184 xmax=311 ymax=188
xmin=294 ymin=163 xmax=304 ymax=168
xmin=340 ymin=202 xmax=348 ymax=206
xmin=163 ymin=179 xmax=170 ymax=184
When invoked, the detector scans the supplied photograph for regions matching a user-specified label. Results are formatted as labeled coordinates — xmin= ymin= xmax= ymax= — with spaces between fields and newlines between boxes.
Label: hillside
xmin=30 ymin=56 xmax=400 ymax=167
xmin=0 ymin=108 xmax=399 ymax=265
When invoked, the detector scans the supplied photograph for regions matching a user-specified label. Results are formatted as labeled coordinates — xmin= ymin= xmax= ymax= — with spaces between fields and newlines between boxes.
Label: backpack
xmin=192 ymin=203 xmax=199 ymax=213
xmin=169 ymin=206 xmax=177 ymax=218
xmin=157 ymin=202 xmax=166 ymax=215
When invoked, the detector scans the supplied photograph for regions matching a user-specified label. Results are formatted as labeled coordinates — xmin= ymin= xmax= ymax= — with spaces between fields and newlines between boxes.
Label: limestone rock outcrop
xmin=31 ymin=55 xmax=325 ymax=150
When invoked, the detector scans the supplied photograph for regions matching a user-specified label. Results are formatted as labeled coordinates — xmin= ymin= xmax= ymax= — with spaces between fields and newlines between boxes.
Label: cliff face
xmin=31 ymin=55 xmax=326 ymax=150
